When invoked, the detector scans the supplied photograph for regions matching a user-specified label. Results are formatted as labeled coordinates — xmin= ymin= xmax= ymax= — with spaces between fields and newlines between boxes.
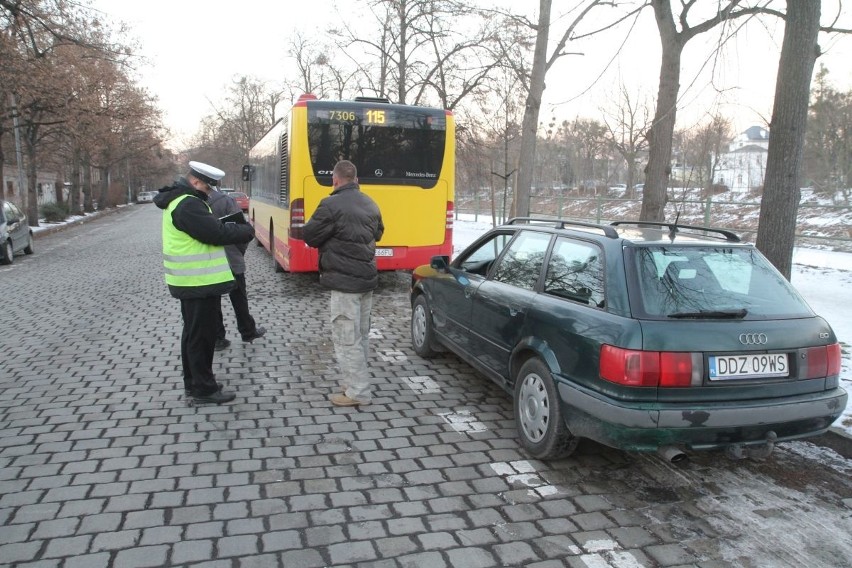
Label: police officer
xmin=154 ymin=161 xmax=255 ymax=404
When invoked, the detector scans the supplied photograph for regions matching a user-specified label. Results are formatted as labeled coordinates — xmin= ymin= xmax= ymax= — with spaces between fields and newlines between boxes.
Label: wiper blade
xmin=668 ymin=309 xmax=748 ymax=319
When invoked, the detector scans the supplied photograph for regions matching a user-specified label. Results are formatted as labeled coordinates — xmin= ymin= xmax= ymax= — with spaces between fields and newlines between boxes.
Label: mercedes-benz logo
xmin=739 ymin=333 xmax=768 ymax=345
xmin=374 ymin=169 xmax=384 ymax=177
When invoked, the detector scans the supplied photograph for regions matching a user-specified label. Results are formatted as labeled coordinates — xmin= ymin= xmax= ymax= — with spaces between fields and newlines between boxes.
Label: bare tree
xmin=804 ymin=64 xmax=852 ymax=205
xmin=339 ymin=0 xmax=498 ymax=108
xmin=601 ymin=81 xmax=652 ymax=198
xmin=755 ymin=1 xmax=821 ymax=279
xmin=684 ymin=114 xmax=734 ymax=193
xmin=497 ymin=0 xmax=637 ymax=216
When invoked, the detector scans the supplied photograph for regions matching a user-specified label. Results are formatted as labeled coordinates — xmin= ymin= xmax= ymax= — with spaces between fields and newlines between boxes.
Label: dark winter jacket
xmin=154 ymin=178 xmax=255 ymax=299
xmin=303 ymin=181 xmax=384 ymax=293
xmin=207 ymin=189 xmax=249 ymax=274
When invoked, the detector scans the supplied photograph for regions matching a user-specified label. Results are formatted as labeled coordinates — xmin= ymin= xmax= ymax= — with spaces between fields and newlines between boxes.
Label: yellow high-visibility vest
xmin=162 ymin=195 xmax=233 ymax=290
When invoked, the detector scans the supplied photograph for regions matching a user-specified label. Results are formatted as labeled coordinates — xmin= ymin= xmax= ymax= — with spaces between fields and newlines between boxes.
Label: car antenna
xmin=668 ymin=212 xmax=681 ymax=241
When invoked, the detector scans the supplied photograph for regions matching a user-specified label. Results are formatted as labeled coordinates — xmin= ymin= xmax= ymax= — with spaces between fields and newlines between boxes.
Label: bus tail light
xmin=804 ymin=343 xmax=841 ymax=379
xmin=290 ymin=198 xmax=305 ymax=239
xmin=445 ymin=201 xmax=454 ymax=237
xmin=599 ymin=345 xmax=700 ymax=387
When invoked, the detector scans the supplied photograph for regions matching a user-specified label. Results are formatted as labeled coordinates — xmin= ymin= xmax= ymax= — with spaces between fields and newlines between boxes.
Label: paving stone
xmin=63 ymin=552 xmax=112 ymax=568
xmin=185 ymin=522 xmax=225 ymax=540
xmin=445 ymin=547 xmax=498 ymax=568
xmin=646 ymin=543 xmax=700 ymax=566
xmin=171 ymin=540 xmax=214 ymax=564
xmin=417 ymin=531 xmax=458 ymax=549
xmin=0 ymin=541 xmax=42 ymax=564
xmin=280 ymin=548 xmax=326 ymax=567
xmin=112 ymin=544 xmax=169 ymax=567
xmin=218 ymin=535 xmax=260 ymax=557
xmin=327 ymin=540 xmax=378 ymax=564
xmin=261 ymin=530 xmax=303 ymax=552
xmin=31 ymin=517 xmax=80 ymax=539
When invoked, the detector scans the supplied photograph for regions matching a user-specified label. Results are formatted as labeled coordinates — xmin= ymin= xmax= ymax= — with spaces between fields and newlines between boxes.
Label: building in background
xmin=713 ymin=126 xmax=770 ymax=193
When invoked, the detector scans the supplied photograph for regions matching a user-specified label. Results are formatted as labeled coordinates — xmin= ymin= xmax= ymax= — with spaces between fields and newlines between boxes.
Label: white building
xmin=2 ymin=166 xmax=59 ymax=207
xmin=713 ymin=126 xmax=769 ymax=192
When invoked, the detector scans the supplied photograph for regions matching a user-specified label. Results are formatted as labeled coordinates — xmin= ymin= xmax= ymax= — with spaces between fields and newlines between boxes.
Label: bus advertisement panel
xmin=245 ymin=94 xmax=455 ymax=273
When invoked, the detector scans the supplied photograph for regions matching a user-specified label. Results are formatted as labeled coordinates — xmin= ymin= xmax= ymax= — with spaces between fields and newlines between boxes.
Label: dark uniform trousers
xmin=180 ymin=296 xmax=221 ymax=395
xmin=217 ymin=273 xmax=256 ymax=340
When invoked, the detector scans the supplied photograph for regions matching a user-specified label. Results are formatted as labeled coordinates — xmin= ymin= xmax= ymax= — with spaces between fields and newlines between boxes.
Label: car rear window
xmin=630 ymin=246 xmax=813 ymax=319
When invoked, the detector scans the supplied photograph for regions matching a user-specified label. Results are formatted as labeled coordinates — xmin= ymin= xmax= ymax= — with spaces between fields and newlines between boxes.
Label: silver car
xmin=1 ymin=200 xmax=34 ymax=265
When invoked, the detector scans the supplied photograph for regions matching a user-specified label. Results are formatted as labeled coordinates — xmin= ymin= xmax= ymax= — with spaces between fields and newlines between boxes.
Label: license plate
xmin=708 ymin=353 xmax=789 ymax=380
xmin=375 ymin=248 xmax=393 ymax=257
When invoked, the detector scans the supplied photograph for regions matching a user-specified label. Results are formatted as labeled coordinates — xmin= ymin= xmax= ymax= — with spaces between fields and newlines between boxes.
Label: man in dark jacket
xmin=207 ymin=188 xmax=266 ymax=350
xmin=303 ymin=160 xmax=384 ymax=407
xmin=154 ymin=161 xmax=255 ymax=405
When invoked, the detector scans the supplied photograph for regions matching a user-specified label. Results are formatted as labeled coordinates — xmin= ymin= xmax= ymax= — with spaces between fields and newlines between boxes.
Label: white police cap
xmin=188 ymin=161 xmax=225 ymax=186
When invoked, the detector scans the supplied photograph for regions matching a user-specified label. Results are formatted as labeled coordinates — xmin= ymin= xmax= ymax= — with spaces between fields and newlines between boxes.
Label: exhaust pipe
xmin=657 ymin=445 xmax=688 ymax=463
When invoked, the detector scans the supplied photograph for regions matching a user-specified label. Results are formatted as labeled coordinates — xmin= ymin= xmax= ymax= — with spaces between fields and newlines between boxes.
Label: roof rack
xmin=505 ymin=217 xmax=619 ymax=238
xmin=609 ymin=221 xmax=741 ymax=243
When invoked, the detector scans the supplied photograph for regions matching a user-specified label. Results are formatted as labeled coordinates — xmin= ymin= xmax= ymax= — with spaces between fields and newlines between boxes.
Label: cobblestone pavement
xmin=2 ymin=205 xmax=852 ymax=568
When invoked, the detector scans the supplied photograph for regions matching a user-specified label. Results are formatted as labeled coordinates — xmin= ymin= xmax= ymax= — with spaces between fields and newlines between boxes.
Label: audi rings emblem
xmin=739 ymin=333 xmax=768 ymax=345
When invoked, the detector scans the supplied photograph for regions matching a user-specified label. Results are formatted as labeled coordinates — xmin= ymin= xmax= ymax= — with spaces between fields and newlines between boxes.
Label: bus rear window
xmin=307 ymin=104 xmax=446 ymax=188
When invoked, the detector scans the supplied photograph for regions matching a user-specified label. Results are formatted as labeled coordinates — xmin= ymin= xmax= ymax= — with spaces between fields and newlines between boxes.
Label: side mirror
xmin=241 ymin=165 xmax=254 ymax=181
xmin=429 ymin=255 xmax=450 ymax=272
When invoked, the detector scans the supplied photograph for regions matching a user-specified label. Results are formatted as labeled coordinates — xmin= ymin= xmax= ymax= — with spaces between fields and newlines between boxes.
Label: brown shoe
xmin=331 ymin=393 xmax=364 ymax=407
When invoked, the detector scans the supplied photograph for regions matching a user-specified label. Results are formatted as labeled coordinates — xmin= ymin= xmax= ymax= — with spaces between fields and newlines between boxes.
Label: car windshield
xmin=629 ymin=246 xmax=814 ymax=319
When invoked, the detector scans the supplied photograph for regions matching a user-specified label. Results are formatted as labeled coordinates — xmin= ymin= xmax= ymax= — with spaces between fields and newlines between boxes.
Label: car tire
xmin=411 ymin=295 xmax=438 ymax=358
xmin=24 ymin=233 xmax=34 ymax=255
xmin=1 ymin=239 xmax=13 ymax=265
xmin=514 ymin=358 xmax=578 ymax=460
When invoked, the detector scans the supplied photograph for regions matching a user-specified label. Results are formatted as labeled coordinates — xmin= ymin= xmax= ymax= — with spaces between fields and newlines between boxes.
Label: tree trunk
xmin=514 ymin=0 xmax=551 ymax=218
xmin=0 ymin=145 xmax=5 ymax=202
xmin=641 ymin=0 xmax=683 ymax=222
xmin=24 ymin=132 xmax=40 ymax=227
xmin=70 ymin=142 xmax=81 ymax=214
xmin=98 ymin=166 xmax=110 ymax=209
xmin=755 ymin=0 xmax=820 ymax=280
xmin=83 ymin=150 xmax=94 ymax=213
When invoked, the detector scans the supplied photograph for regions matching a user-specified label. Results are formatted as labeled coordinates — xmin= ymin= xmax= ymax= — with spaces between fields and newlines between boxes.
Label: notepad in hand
xmin=220 ymin=211 xmax=247 ymax=224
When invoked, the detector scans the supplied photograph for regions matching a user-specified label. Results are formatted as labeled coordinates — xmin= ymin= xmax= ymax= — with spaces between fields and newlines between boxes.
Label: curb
xmin=32 ymin=205 xmax=131 ymax=238
xmin=812 ymin=427 xmax=852 ymax=459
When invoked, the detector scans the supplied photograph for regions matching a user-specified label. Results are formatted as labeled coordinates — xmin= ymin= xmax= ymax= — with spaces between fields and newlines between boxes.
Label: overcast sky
xmin=89 ymin=0 xmax=852 ymax=149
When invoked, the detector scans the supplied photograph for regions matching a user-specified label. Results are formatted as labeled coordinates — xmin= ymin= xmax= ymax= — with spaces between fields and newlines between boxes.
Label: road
xmin=1 ymin=205 xmax=851 ymax=568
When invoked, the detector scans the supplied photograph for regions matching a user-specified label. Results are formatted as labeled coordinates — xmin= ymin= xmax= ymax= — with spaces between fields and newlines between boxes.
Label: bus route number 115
xmin=366 ymin=110 xmax=386 ymax=124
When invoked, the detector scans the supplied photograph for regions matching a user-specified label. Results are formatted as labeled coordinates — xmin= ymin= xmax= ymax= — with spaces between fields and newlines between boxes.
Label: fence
xmin=456 ymin=192 xmax=852 ymax=252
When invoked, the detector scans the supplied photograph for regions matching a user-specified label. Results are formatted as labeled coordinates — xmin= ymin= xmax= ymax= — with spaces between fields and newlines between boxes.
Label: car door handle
xmin=509 ymin=306 xmax=522 ymax=317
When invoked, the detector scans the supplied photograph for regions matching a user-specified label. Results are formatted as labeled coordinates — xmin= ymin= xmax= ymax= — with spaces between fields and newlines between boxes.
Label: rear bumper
xmin=557 ymin=381 xmax=848 ymax=452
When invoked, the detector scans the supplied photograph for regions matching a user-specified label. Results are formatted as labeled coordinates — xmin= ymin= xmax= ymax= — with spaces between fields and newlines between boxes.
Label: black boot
xmin=241 ymin=327 xmax=266 ymax=342
xmin=191 ymin=389 xmax=236 ymax=405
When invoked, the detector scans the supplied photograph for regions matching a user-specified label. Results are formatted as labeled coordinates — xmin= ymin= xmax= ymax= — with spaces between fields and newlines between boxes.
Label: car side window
xmin=4 ymin=203 xmax=18 ymax=222
xmin=458 ymin=232 xmax=513 ymax=276
xmin=544 ymin=237 xmax=605 ymax=307
xmin=491 ymin=230 xmax=551 ymax=291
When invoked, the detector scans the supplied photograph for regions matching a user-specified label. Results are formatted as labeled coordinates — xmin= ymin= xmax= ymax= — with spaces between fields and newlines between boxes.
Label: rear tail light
xmin=804 ymin=343 xmax=842 ymax=379
xmin=445 ymin=201 xmax=454 ymax=230
xmin=290 ymin=198 xmax=305 ymax=239
xmin=600 ymin=345 xmax=701 ymax=387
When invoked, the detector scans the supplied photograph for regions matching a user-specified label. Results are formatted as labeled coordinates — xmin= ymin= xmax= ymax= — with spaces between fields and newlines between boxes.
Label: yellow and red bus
xmin=244 ymin=94 xmax=455 ymax=272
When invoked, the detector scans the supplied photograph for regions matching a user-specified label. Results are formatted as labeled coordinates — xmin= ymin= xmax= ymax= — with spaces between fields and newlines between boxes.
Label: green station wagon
xmin=410 ymin=219 xmax=846 ymax=462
